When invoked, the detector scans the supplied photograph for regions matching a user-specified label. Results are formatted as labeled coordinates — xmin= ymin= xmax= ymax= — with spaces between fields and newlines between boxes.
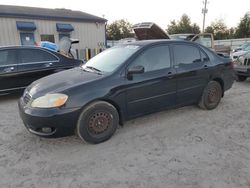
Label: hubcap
xmin=88 ymin=112 xmax=112 ymax=135
xmin=208 ymin=86 xmax=220 ymax=104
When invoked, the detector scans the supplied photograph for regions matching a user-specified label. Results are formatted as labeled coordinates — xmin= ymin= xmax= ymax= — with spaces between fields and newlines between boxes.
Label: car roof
xmin=119 ymin=39 xmax=199 ymax=47
xmin=0 ymin=45 xmax=48 ymax=50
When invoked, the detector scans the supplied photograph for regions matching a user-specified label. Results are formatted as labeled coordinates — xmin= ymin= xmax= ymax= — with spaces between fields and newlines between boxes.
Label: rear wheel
xmin=199 ymin=81 xmax=222 ymax=110
xmin=236 ymin=75 xmax=247 ymax=82
xmin=76 ymin=101 xmax=119 ymax=144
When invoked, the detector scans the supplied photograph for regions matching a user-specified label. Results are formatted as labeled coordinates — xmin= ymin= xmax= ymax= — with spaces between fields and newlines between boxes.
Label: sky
xmin=0 ymin=0 xmax=249 ymax=29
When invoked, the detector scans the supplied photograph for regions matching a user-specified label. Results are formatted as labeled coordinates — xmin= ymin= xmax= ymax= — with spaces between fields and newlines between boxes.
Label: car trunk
xmin=132 ymin=22 xmax=214 ymax=50
xmin=132 ymin=22 xmax=170 ymax=40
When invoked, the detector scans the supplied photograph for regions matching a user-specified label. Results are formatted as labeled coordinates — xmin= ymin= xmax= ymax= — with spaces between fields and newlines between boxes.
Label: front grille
xmin=244 ymin=59 xmax=247 ymax=65
xmin=240 ymin=58 xmax=250 ymax=66
xmin=244 ymin=58 xmax=250 ymax=66
xmin=23 ymin=92 xmax=32 ymax=104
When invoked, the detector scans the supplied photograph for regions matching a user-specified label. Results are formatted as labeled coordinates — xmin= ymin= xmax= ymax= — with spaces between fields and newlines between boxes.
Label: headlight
xmin=238 ymin=56 xmax=245 ymax=64
xmin=31 ymin=93 xmax=68 ymax=108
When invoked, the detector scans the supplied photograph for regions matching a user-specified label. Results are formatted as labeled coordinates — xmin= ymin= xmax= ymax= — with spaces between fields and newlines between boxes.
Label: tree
xmin=106 ymin=19 xmax=134 ymax=40
xmin=166 ymin=14 xmax=201 ymax=34
xmin=228 ymin=27 xmax=235 ymax=39
xmin=192 ymin=23 xmax=201 ymax=34
xmin=204 ymin=26 xmax=214 ymax=35
xmin=205 ymin=19 xmax=230 ymax=40
xmin=235 ymin=12 xmax=250 ymax=38
xmin=167 ymin=20 xmax=178 ymax=34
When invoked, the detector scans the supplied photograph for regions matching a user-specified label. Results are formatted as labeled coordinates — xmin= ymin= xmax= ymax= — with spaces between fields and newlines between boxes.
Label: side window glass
xmin=201 ymin=50 xmax=210 ymax=63
xmin=173 ymin=44 xmax=202 ymax=69
xmin=20 ymin=49 xmax=57 ymax=64
xmin=0 ymin=50 xmax=17 ymax=65
xmin=130 ymin=45 xmax=171 ymax=72
xmin=0 ymin=51 xmax=8 ymax=65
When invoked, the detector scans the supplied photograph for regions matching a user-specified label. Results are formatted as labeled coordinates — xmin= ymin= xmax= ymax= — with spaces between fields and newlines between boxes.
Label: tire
xmin=199 ymin=81 xmax=222 ymax=110
xmin=236 ymin=75 xmax=247 ymax=82
xmin=76 ymin=101 xmax=119 ymax=144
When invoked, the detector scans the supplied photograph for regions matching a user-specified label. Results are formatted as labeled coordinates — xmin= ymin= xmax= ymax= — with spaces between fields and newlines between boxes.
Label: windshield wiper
xmin=79 ymin=66 xmax=91 ymax=72
xmin=86 ymin=66 xmax=102 ymax=74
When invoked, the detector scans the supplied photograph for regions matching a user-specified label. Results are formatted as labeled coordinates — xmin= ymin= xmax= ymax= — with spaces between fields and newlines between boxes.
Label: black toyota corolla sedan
xmin=19 ymin=40 xmax=235 ymax=144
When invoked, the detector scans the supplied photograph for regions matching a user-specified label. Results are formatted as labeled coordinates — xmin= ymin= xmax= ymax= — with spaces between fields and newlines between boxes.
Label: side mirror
xmin=127 ymin=65 xmax=145 ymax=75
xmin=127 ymin=65 xmax=144 ymax=80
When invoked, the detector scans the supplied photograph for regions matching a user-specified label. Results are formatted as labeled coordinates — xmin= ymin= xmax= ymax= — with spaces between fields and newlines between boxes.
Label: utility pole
xmin=202 ymin=0 xmax=208 ymax=33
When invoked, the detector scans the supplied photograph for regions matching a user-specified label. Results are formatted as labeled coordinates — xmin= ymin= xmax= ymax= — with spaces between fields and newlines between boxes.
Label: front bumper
xmin=18 ymin=98 xmax=81 ymax=138
xmin=234 ymin=66 xmax=250 ymax=77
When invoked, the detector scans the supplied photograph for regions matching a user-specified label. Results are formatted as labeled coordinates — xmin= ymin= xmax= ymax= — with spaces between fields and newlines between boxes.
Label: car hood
xmin=231 ymin=50 xmax=249 ymax=58
xmin=28 ymin=67 xmax=103 ymax=97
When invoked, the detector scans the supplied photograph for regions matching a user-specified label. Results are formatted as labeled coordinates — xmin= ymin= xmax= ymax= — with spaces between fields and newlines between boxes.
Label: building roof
xmin=0 ymin=5 xmax=107 ymax=23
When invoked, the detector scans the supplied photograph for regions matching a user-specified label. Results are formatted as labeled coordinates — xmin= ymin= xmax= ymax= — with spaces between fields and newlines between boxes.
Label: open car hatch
xmin=58 ymin=37 xmax=79 ymax=58
xmin=132 ymin=22 xmax=213 ymax=49
xmin=132 ymin=22 xmax=170 ymax=40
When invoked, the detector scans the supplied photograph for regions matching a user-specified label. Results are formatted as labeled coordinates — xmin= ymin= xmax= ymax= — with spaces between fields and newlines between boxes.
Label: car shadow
xmin=235 ymin=78 xmax=250 ymax=86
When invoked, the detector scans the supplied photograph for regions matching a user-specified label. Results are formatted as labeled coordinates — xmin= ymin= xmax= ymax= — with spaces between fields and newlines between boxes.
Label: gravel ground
xmin=0 ymin=81 xmax=250 ymax=188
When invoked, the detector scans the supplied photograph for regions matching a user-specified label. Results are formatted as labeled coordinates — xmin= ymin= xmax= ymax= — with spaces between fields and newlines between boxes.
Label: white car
xmin=231 ymin=50 xmax=249 ymax=61
xmin=233 ymin=51 xmax=250 ymax=81
xmin=233 ymin=42 xmax=250 ymax=52
xmin=231 ymin=42 xmax=250 ymax=61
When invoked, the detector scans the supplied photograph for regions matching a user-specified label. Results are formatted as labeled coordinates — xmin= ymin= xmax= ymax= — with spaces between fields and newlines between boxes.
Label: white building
xmin=0 ymin=5 xmax=107 ymax=59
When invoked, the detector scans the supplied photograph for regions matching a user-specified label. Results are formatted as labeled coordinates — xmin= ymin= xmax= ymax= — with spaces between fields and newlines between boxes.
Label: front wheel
xmin=76 ymin=101 xmax=119 ymax=144
xmin=199 ymin=81 xmax=222 ymax=110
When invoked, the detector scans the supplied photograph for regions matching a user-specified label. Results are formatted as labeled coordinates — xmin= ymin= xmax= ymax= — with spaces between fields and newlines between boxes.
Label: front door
xmin=172 ymin=43 xmax=210 ymax=105
xmin=125 ymin=45 xmax=176 ymax=118
xmin=0 ymin=49 xmax=19 ymax=93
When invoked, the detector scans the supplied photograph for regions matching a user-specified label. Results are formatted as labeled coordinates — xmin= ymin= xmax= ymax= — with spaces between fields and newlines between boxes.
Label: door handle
xmin=167 ymin=71 xmax=174 ymax=78
xmin=203 ymin=65 xmax=208 ymax=69
xmin=45 ymin=62 xmax=53 ymax=67
xmin=3 ymin=67 xmax=15 ymax=73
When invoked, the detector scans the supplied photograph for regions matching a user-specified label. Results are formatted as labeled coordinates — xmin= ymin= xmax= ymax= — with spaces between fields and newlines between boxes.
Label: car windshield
xmin=82 ymin=45 xmax=140 ymax=73
xmin=241 ymin=43 xmax=250 ymax=50
xmin=244 ymin=45 xmax=250 ymax=51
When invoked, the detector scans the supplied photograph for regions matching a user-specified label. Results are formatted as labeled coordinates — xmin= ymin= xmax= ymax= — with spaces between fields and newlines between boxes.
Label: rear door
xmin=0 ymin=49 xmax=19 ymax=93
xmin=172 ymin=43 xmax=210 ymax=105
xmin=17 ymin=48 xmax=59 ymax=87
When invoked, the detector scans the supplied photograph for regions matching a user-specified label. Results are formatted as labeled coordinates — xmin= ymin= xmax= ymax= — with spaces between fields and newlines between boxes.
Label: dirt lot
xmin=0 ymin=81 xmax=250 ymax=188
